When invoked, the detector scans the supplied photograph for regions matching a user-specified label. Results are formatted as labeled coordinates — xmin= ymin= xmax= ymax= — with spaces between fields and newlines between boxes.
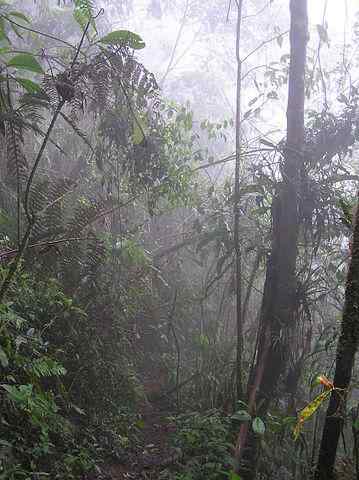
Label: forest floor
xmin=105 ymin=401 xmax=181 ymax=480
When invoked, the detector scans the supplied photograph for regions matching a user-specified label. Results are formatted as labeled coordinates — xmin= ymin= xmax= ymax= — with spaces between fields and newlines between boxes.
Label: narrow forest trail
xmin=106 ymin=402 xmax=182 ymax=479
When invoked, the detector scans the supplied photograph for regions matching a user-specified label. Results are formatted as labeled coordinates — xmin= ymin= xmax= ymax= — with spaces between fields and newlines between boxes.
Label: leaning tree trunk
xmin=315 ymin=197 xmax=359 ymax=480
xmin=237 ymin=1 xmax=308 ymax=478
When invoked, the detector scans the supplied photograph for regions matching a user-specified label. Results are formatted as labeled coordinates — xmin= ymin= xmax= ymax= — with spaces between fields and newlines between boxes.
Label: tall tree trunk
xmin=315 ymin=197 xmax=359 ymax=480
xmin=234 ymin=0 xmax=244 ymax=402
xmin=237 ymin=1 xmax=308 ymax=478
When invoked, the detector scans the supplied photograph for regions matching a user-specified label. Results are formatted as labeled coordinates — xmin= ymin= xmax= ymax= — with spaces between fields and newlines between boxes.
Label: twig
xmin=241 ymin=30 xmax=289 ymax=64
xmin=1 ymin=15 xmax=77 ymax=50
xmin=160 ymin=0 xmax=190 ymax=87
xmin=0 ymin=237 xmax=93 ymax=262
xmin=192 ymin=147 xmax=274 ymax=172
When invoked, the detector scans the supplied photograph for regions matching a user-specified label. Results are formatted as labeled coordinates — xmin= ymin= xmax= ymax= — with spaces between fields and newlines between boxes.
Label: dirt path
xmin=105 ymin=404 xmax=182 ymax=479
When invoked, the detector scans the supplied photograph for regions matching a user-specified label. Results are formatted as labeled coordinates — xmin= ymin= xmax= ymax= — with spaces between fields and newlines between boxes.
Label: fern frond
xmin=27 ymin=356 xmax=67 ymax=378
xmin=5 ymin=116 xmax=28 ymax=186
xmin=42 ymin=75 xmax=60 ymax=108
xmin=29 ymin=177 xmax=76 ymax=242
xmin=59 ymin=111 xmax=94 ymax=151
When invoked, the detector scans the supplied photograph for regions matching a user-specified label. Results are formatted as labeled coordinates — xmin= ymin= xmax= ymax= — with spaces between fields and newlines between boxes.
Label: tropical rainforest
xmin=1 ymin=0 xmax=359 ymax=479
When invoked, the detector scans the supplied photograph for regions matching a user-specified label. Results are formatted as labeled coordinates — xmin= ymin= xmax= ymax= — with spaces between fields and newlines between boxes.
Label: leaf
xmin=132 ymin=117 xmax=146 ymax=145
xmin=240 ymin=184 xmax=263 ymax=196
xmin=267 ymin=91 xmax=279 ymax=100
xmin=8 ymin=21 xmax=24 ymax=39
xmin=252 ymin=417 xmax=265 ymax=435
xmin=136 ymin=419 xmax=145 ymax=429
xmin=0 ymin=18 xmax=7 ymax=42
xmin=231 ymin=410 xmax=251 ymax=422
xmin=7 ymin=54 xmax=43 ymax=74
xmin=73 ymin=0 xmax=96 ymax=31
xmin=71 ymin=403 xmax=86 ymax=415
xmin=260 ymin=138 xmax=276 ymax=149
xmin=316 ymin=374 xmax=334 ymax=390
xmin=15 ymin=77 xmax=42 ymax=94
xmin=337 ymin=93 xmax=348 ymax=105
xmin=243 ymin=109 xmax=252 ymax=120
xmin=316 ymin=24 xmax=329 ymax=45
xmin=0 ymin=346 xmax=8 ymax=368
xmin=248 ymin=96 xmax=258 ymax=107
xmin=8 ymin=11 xmax=30 ymax=23
xmin=293 ymin=390 xmax=331 ymax=440
xmin=228 ymin=471 xmax=242 ymax=480
xmin=276 ymin=35 xmax=283 ymax=48
xmin=99 ymin=30 xmax=145 ymax=50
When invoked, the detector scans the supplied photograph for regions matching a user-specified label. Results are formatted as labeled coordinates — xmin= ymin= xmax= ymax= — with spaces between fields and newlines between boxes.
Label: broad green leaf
xmin=7 ymin=53 xmax=43 ymax=74
xmin=7 ymin=11 xmax=30 ymax=23
xmin=231 ymin=410 xmax=251 ymax=422
xmin=15 ymin=77 xmax=42 ymax=94
xmin=252 ymin=417 xmax=266 ymax=435
xmin=0 ymin=346 xmax=8 ymax=368
xmin=99 ymin=30 xmax=145 ymax=50
xmin=293 ymin=390 xmax=331 ymax=440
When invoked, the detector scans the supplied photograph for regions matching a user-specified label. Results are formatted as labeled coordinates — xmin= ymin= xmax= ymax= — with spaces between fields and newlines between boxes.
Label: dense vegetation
xmin=1 ymin=1 xmax=359 ymax=479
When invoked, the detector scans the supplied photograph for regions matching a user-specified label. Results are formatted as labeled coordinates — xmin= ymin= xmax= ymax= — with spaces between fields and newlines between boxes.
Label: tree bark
xmin=315 ymin=196 xmax=359 ymax=479
xmin=234 ymin=0 xmax=244 ymax=403
xmin=238 ymin=1 xmax=308 ymax=478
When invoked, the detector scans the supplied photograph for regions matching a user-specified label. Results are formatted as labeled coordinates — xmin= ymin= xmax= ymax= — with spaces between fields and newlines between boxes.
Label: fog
xmin=1 ymin=1 xmax=359 ymax=479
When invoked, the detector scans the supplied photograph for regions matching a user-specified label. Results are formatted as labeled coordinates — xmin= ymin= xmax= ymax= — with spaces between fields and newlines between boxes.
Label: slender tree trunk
xmin=315 ymin=196 xmax=359 ymax=479
xmin=234 ymin=0 xmax=244 ymax=402
xmin=237 ymin=1 xmax=308 ymax=478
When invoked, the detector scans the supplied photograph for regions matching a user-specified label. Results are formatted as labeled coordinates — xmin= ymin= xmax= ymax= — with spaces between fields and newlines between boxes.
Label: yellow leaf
xmin=317 ymin=375 xmax=334 ymax=390
xmin=293 ymin=390 xmax=331 ymax=440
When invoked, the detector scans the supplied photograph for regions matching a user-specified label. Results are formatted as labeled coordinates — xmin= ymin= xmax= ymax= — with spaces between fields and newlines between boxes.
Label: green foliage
xmin=0 ymin=268 xmax=144 ymax=478
xmin=73 ymin=0 xmax=96 ymax=31
xmin=6 ymin=53 xmax=43 ymax=74
xmin=99 ymin=30 xmax=146 ymax=49
xmin=167 ymin=411 xmax=233 ymax=480
xmin=252 ymin=417 xmax=266 ymax=435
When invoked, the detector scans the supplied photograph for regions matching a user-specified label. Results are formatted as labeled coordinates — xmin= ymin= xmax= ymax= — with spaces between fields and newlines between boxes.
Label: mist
xmin=0 ymin=1 xmax=359 ymax=479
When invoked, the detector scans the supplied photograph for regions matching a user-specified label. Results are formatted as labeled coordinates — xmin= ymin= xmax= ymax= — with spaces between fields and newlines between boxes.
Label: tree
xmin=315 ymin=199 xmax=359 ymax=479
xmin=233 ymin=0 xmax=244 ymax=403
xmin=237 ymin=1 xmax=308 ymax=478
